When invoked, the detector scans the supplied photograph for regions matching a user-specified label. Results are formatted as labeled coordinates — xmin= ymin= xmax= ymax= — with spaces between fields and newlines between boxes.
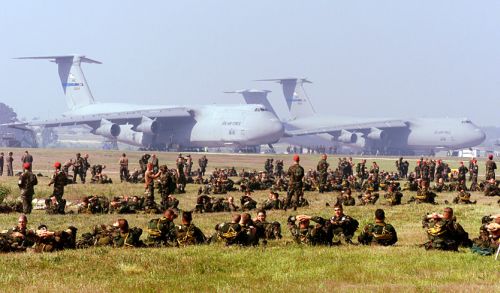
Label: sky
xmin=0 ymin=1 xmax=499 ymax=126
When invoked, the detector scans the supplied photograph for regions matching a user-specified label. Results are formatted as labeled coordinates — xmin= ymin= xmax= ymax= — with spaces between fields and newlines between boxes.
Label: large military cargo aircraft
xmin=231 ymin=78 xmax=486 ymax=154
xmin=7 ymin=55 xmax=283 ymax=150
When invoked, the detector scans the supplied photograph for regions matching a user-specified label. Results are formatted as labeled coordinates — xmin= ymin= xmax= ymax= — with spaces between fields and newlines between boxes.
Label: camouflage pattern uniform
xmin=358 ymin=220 xmax=398 ymax=246
xmin=287 ymin=216 xmax=329 ymax=245
xmin=18 ymin=169 xmax=37 ymax=214
xmin=485 ymin=158 xmax=496 ymax=180
xmin=146 ymin=217 xmax=177 ymax=247
xmin=112 ymin=227 xmax=143 ymax=248
xmin=286 ymin=164 xmax=305 ymax=209
xmin=422 ymin=216 xmax=471 ymax=251
xmin=48 ymin=169 xmax=67 ymax=214
xmin=175 ymin=223 xmax=206 ymax=246
xmin=316 ymin=158 xmax=329 ymax=193
xmin=329 ymin=214 xmax=359 ymax=244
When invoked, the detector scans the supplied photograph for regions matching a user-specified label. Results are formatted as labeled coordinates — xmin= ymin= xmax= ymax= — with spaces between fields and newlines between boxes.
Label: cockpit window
xmin=254 ymin=107 xmax=267 ymax=112
xmin=461 ymin=119 xmax=472 ymax=124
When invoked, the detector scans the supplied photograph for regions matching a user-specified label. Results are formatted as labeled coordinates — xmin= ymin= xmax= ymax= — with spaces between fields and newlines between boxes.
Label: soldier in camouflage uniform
xmin=358 ymin=209 xmax=398 ymax=246
xmin=408 ymin=183 xmax=437 ymax=204
xmin=139 ymin=153 xmax=151 ymax=176
xmin=422 ymin=207 xmax=471 ymax=251
xmin=457 ymin=162 xmax=468 ymax=183
xmin=78 ymin=195 xmax=110 ymax=214
xmin=175 ymin=211 xmax=206 ymax=246
xmin=31 ymin=225 xmax=78 ymax=253
xmin=483 ymin=178 xmax=500 ymax=197
xmin=329 ymin=204 xmax=358 ymax=244
xmin=485 ymin=154 xmax=496 ymax=180
xmin=260 ymin=190 xmax=284 ymax=210
xmin=73 ymin=153 xmax=86 ymax=183
xmin=2 ymin=215 xmax=36 ymax=252
xmin=176 ymin=155 xmax=187 ymax=193
xmin=470 ymin=215 xmax=499 ymax=255
xmin=358 ymin=190 xmax=379 ymax=205
xmin=146 ymin=209 xmax=177 ymax=247
xmin=316 ymin=154 xmax=329 ymax=193
xmin=286 ymin=155 xmax=304 ymax=210
xmin=287 ymin=214 xmax=329 ymax=245
xmin=198 ymin=155 xmax=208 ymax=176
xmin=336 ymin=188 xmax=356 ymax=206
xmin=112 ymin=219 xmax=144 ymax=248
xmin=240 ymin=191 xmax=257 ymax=211
xmin=18 ymin=163 xmax=37 ymax=214
xmin=254 ymin=210 xmax=282 ymax=242
xmin=452 ymin=189 xmax=476 ymax=204
xmin=76 ymin=224 xmax=117 ymax=248
xmin=47 ymin=162 xmax=67 ymax=214
xmin=383 ymin=185 xmax=403 ymax=206
xmin=211 ymin=214 xmax=247 ymax=246
xmin=6 ymin=152 xmax=14 ymax=176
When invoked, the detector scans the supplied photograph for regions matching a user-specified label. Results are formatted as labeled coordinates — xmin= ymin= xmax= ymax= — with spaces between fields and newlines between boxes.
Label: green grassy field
xmin=0 ymin=148 xmax=498 ymax=292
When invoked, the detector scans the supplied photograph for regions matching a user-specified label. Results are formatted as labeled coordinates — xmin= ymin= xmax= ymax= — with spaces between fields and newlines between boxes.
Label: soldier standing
xmin=18 ymin=163 xmax=37 ymax=214
xmin=176 ymin=155 xmax=187 ymax=192
xmin=457 ymin=161 xmax=468 ymax=183
xmin=185 ymin=155 xmax=193 ymax=176
xmin=429 ymin=160 xmax=436 ymax=182
xmin=316 ymin=154 xmax=329 ymax=193
xmin=485 ymin=154 xmax=497 ymax=180
xmin=21 ymin=150 xmax=33 ymax=171
xmin=286 ymin=155 xmax=305 ymax=210
xmin=48 ymin=162 xmax=67 ymax=214
xmin=139 ymin=153 xmax=151 ymax=176
xmin=151 ymin=154 xmax=159 ymax=174
xmin=468 ymin=158 xmax=475 ymax=181
xmin=82 ymin=154 xmax=90 ymax=182
xmin=275 ymin=159 xmax=284 ymax=177
xmin=144 ymin=163 xmax=161 ymax=202
xmin=435 ymin=159 xmax=444 ymax=183
xmin=470 ymin=159 xmax=479 ymax=184
xmin=6 ymin=152 xmax=14 ymax=176
xmin=119 ymin=153 xmax=129 ymax=182
xmin=198 ymin=155 xmax=208 ymax=176
xmin=0 ymin=152 xmax=4 ymax=176
xmin=73 ymin=153 xmax=85 ymax=183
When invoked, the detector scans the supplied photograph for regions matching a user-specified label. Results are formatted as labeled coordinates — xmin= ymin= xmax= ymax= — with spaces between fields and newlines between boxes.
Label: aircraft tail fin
xmin=256 ymin=78 xmax=315 ymax=119
xmin=15 ymin=55 xmax=101 ymax=110
xmin=225 ymin=89 xmax=280 ymax=118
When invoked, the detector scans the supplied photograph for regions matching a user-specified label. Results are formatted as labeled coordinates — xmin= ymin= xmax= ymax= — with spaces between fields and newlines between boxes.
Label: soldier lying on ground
xmin=31 ymin=224 xmax=77 ymax=253
xmin=77 ymin=195 xmax=110 ymax=214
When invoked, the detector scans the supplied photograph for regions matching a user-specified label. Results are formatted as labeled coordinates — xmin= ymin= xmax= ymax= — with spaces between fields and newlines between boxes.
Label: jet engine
xmin=94 ymin=119 xmax=120 ymax=138
xmin=135 ymin=116 xmax=158 ymax=135
xmin=351 ymin=132 xmax=366 ymax=148
xmin=116 ymin=125 xmax=152 ymax=147
xmin=337 ymin=130 xmax=357 ymax=143
xmin=366 ymin=127 xmax=387 ymax=141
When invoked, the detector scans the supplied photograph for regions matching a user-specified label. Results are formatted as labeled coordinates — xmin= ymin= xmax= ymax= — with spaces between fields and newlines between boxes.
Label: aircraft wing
xmin=285 ymin=119 xmax=408 ymax=136
xmin=8 ymin=107 xmax=194 ymax=128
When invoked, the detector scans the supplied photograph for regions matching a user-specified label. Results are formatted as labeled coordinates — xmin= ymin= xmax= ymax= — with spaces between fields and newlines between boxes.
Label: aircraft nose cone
xmin=474 ymin=128 xmax=486 ymax=144
xmin=267 ymin=117 xmax=284 ymax=141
